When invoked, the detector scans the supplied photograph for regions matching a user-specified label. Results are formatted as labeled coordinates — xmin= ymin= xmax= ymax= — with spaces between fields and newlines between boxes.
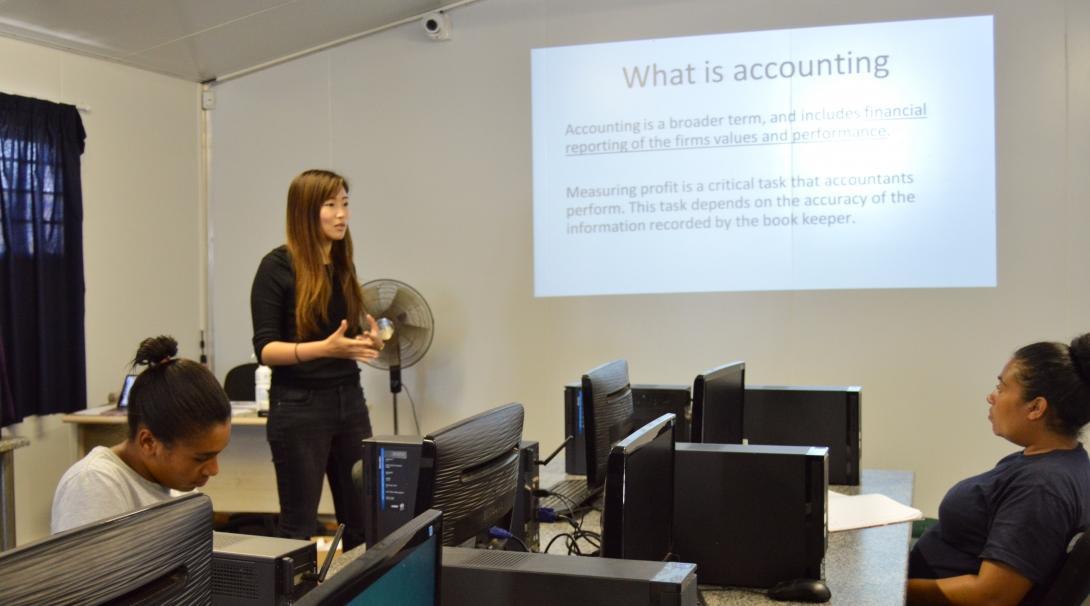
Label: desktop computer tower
xmin=510 ymin=440 xmax=540 ymax=551
xmin=673 ymin=443 xmax=828 ymax=588
xmin=211 ymin=532 xmax=317 ymax=605
xmin=633 ymin=384 xmax=692 ymax=442
xmin=441 ymin=547 xmax=698 ymax=606
xmin=564 ymin=383 xmax=691 ymax=475
xmin=362 ymin=435 xmax=425 ymax=546
xmin=744 ymin=385 xmax=861 ymax=485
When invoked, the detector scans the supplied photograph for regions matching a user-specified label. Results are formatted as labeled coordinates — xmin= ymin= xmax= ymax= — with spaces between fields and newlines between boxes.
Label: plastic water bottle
xmin=255 ymin=364 xmax=271 ymax=412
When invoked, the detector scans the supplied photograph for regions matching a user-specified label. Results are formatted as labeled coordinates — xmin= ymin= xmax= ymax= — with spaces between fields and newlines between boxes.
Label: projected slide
xmin=531 ymin=16 xmax=995 ymax=297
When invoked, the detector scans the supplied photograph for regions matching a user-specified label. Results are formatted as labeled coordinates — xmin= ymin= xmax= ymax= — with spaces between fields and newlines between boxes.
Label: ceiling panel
xmin=0 ymin=0 xmax=464 ymax=81
xmin=0 ymin=0 xmax=270 ymax=53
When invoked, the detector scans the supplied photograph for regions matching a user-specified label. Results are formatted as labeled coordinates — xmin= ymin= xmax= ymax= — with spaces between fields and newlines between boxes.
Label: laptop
xmin=103 ymin=374 xmax=136 ymax=416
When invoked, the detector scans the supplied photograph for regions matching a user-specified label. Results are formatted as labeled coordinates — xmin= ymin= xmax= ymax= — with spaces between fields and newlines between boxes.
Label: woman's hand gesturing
xmin=323 ymin=319 xmax=381 ymax=362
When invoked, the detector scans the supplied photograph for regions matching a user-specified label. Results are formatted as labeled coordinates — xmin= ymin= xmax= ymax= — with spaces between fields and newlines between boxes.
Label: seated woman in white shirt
xmin=51 ymin=335 xmax=232 ymax=533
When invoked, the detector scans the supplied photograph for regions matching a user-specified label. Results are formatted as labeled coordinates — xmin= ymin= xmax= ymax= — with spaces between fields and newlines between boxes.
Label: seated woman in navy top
xmin=907 ymin=334 xmax=1090 ymax=605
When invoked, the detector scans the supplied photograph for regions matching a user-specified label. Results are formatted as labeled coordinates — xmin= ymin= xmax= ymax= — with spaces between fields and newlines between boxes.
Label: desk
xmin=327 ymin=467 xmax=913 ymax=605
xmin=61 ymin=405 xmax=336 ymax=514
xmin=536 ymin=467 xmax=913 ymax=605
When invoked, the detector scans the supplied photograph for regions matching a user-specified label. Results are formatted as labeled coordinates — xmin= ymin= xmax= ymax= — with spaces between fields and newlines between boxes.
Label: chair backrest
xmin=223 ymin=363 xmax=258 ymax=401
xmin=1037 ymin=528 xmax=1090 ymax=606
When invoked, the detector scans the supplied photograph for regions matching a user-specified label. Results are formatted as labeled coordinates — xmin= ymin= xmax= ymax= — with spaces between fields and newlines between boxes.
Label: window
xmin=0 ymin=92 xmax=86 ymax=425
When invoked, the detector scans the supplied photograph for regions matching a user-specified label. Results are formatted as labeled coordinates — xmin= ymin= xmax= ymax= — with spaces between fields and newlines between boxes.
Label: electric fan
xmin=361 ymin=279 xmax=434 ymax=434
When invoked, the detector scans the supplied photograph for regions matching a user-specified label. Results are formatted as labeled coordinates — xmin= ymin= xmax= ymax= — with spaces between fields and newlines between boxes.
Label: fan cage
xmin=361 ymin=279 xmax=434 ymax=370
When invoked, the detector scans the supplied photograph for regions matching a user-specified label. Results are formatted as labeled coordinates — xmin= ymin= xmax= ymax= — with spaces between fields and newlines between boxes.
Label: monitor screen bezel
xmin=296 ymin=509 xmax=443 ymax=606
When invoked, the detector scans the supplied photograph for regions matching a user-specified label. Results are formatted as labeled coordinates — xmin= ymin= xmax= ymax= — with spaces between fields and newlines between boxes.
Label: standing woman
xmin=251 ymin=169 xmax=381 ymax=549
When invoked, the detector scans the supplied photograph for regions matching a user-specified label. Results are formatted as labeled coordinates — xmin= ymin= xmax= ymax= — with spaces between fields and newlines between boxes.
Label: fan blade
xmin=395 ymin=324 xmax=432 ymax=367
xmin=386 ymin=286 xmax=415 ymax=320
xmin=396 ymin=323 xmax=429 ymax=346
xmin=361 ymin=284 xmax=395 ymax=318
xmin=397 ymin=317 xmax=432 ymax=331
xmin=395 ymin=303 xmax=433 ymax=330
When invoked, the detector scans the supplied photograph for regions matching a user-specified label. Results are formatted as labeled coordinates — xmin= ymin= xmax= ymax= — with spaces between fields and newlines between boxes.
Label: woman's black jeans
xmin=266 ymin=382 xmax=373 ymax=550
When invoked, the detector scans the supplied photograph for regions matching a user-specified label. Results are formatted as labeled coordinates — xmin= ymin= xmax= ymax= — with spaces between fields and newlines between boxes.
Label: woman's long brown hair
xmin=285 ymin=169 xmax=365 ymax=339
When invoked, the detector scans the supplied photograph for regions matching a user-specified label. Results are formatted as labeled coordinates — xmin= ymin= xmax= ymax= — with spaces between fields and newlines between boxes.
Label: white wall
xmin=206 ymin=0 xmax=1090 ymax=518
xmin=0 ymin=37 xmax=201 ymax=543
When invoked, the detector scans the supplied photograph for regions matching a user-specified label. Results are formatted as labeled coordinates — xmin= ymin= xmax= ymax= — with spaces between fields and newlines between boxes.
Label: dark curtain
xmin=0 ymin=92 xmax=86 ymax=426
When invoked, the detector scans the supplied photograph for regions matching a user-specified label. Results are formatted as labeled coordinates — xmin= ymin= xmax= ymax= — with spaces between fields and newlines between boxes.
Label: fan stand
xmin=389 ymin=364 xmax=402 ymax=434
xmin=387 ymin=333 xmax=403 ymax=434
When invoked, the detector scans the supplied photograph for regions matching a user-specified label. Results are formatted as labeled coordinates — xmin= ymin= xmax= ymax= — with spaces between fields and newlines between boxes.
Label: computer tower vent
xmin=460 ymin=549 xmax=531 ymax=569
xmin=211 ymin=562 xmax=259 ymax=599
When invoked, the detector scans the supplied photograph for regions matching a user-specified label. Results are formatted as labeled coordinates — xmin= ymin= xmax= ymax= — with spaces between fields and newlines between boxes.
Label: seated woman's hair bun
xmin=125 ymin=334 xmax=230 ymax=446
xmin=133 ymin=335 xmax=179 ymax=369
xmin=1069 ymin=333 xmax=1090 ymax=384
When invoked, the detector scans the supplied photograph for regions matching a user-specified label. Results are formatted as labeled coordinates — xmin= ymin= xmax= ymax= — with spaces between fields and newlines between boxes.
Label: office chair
xmin=1037 ymin=528 xmax=1090 ymax=606
xmin=223 ymin=362 xmax=258 ymax=401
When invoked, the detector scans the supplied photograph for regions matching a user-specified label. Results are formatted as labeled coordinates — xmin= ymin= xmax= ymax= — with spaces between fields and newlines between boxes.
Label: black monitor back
xmin=564 ymin=383 xmax=690 ymax=475
xmin=0 ymin=492 xmax=213 ymax=605
xmin=297 ymin=509 xmax=442 ymax=606
xmin=744 ymin=385 xmax=861 ymax=485
xmin=415 ymin=402 xmax=524 ymax=546
xmin=690 ymin=361 xmax=745 ymax=444
xmin=602 ymin=413 xmax=676 ymax=561
xmin=583 ymin=360 xmax=635 ymax=489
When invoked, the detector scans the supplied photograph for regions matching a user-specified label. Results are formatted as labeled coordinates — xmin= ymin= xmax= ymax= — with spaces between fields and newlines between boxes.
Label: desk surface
xmin=0 ymin=438 xmax=29 ymax=454
xmin=328 ymin=466 xmax=913 ymax=605
xmin=819 ymin=470 xmax=914 ymax=605
xmin=62 ymin=403 xmax=267 ymax=426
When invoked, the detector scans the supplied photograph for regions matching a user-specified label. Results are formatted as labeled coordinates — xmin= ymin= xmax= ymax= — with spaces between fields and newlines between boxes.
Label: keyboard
xmin=539 ymin=478 xmax=599 ymax=513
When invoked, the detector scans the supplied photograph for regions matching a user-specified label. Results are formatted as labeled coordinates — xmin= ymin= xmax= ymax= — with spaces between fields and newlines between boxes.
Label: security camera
xmin=421 ymin=11 xmax=451 ymax=41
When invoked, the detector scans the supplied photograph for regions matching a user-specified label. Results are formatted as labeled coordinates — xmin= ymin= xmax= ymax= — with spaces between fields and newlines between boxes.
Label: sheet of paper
xmin=230 ymin=401 xmax=259 ymax=416
xmin=827 ymin=491 xmax=922 ymax=532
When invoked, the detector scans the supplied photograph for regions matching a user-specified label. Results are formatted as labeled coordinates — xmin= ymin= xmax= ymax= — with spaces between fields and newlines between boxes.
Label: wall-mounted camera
xmin=421 ymin=11 xmax=451 ymax=41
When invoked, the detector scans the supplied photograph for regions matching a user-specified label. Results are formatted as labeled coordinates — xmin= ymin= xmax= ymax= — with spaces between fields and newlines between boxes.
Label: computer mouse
xmin=766 ymin=578 xmax=832 ymax=603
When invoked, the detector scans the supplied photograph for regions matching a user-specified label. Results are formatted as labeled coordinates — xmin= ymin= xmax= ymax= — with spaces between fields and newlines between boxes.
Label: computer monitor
xmin=601 ymin=413 xmax=676 ymax=561
xmin=297 ymin=509 xmax=442 ymax=606
xmin=415 ymin=402 xmax=524 ymax=546
xmin=690 ymin=361 xmax=745 ymax=444
xmin=563 ymin=383 xmax=691 ymax=476
xmin=583 ymin=359 xmax=635 ymax=490
xmin=0 ymin=492 xmax=213 ymax=605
